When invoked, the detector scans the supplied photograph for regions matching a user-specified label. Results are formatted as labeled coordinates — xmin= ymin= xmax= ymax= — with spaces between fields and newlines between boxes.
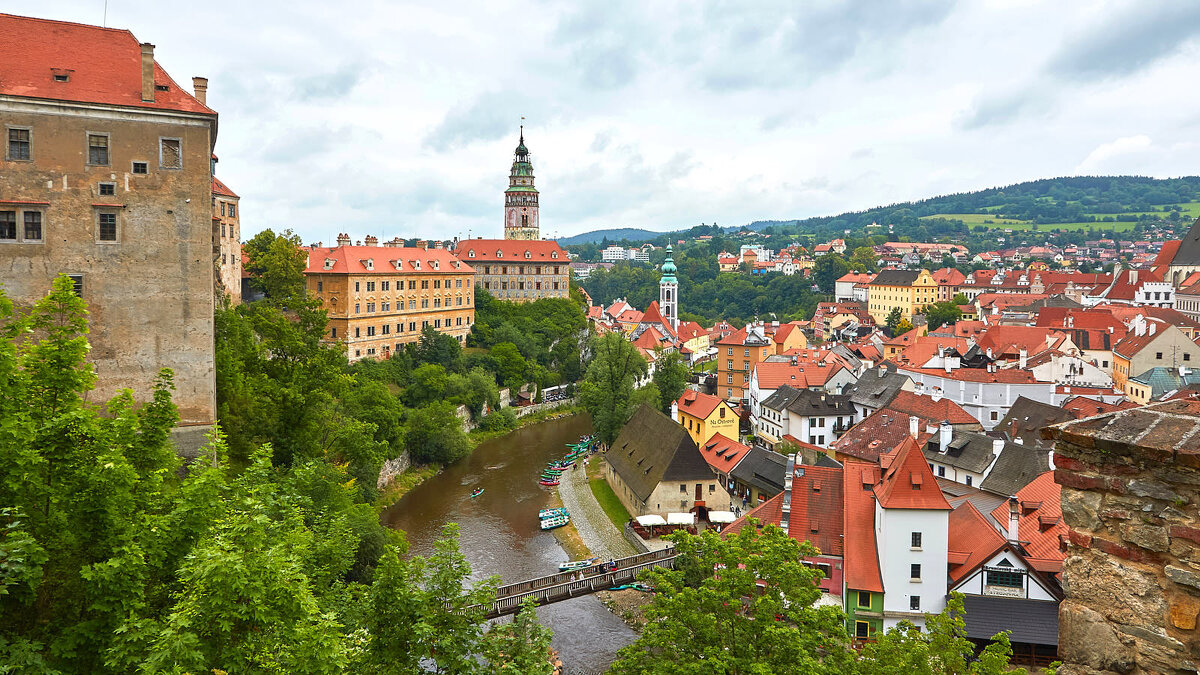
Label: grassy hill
xmin=556 ymin=228 xmax=665 ymax=246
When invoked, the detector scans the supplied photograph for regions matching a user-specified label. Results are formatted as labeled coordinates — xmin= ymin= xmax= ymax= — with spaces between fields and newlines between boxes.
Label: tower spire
xmin=504 ymin=124 xmax=539 ymax=240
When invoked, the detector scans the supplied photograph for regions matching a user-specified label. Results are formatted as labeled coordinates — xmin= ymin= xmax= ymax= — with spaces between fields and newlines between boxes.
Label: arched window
xmin=468 ymin=249 xmax=475 ymax=258
xmin=496 ymin=250 xmax=503 ymax=258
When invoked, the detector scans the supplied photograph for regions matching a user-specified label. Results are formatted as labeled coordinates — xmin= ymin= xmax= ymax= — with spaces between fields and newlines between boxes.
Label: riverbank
xmin=374 ymin=463 xmax=442 ymax=509
xmin=466 ymin=403 xmax=585 ymax=448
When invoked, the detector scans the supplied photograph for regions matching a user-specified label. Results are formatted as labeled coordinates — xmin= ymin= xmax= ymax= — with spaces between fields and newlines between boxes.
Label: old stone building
xmin=453 ymin=238 xmax=569 ymax=303
xmin=0 ymin=14 xmax=218 ymax=447
xmin=306 ymin=238 xmax=475 ymax=361
xmin=212 ymin=166 xmax=241 ymax=303
xmin=1050 ymin=400 xmax=1200 ymax=674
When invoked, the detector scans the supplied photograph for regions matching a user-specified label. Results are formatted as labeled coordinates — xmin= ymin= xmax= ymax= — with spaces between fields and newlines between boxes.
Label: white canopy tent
xmin=635 ymin=515 xmax=667 ymax=527
xmin=707 ymin=511 xmax=737 ymax=524
xmin=667 ymin=512 xmax=696 ymax=526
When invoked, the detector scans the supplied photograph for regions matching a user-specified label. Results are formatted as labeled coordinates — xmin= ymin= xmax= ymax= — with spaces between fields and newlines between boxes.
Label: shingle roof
xmin=676 ymin=390 xmax=729 ymax=420
xmin=961 ymin=595 xmax=1059 ymax=645
xmin=724 ymin=465 xmax=844 ymax=556
xmin=212 ymin=177 xmax=239 ymax=198
xmin=923 ymin=430 xmax=1001 ymax=474
xmin=870 ymin=269 xmax=922 ymax=286
xmin=874 ymin=437 xmax=952 ymax=510
xmin=990 ymin=471 xmax=1065 ymax=569
xmin=997 ymin=396 xmax=1074 ymax=449
xmin=760 ymin=384 xmax=806 ymax=413
xmin=783 ymin=388 xmax=855 ymax=417
xmin=842 ymin=461 xmax=883 ymax=592
xmin=889 ymin=390 xmax=979 ymax=426
xmin=753 ymin=362 xmax=846 ymax=390
xmin=0 ymin=13 xmax=213 ymax=114
xmin=846 ymin=365 xmax=911 ymax=409
xmin=608 ymin=405 xmax=716 ymax=502
xmin=978 ymin=444 xmax=1051 ymax=497
xmin=454 ymin=239 xmax=568 ymax=263
xmin=697 ymin=433 xmax=749 ymax=476
xmin=729 ymin=446 xmax=787 ymax=496
xmin=304 ymin=245 xmax=473 ymax=275
xmin=829 ymin=409 xmax=935 ymax=463
xmin=947 ymin=501 xmax=1006 ymax=583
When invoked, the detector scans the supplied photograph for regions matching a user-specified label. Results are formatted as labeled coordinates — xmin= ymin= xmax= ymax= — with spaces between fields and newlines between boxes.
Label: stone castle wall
xmin=1050 ymin=400 xmax=1200 ymax=674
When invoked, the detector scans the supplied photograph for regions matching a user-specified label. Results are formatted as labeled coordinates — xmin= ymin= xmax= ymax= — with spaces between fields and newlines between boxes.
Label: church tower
xmin=504 ymin=127 xmax=540 ymax=240
xmin=660 ymin=245 xmax=679 ymax=331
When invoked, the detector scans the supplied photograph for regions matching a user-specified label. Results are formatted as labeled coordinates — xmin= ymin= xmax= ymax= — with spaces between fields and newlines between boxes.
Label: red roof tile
xmin=676 ymin=390 xmax=728 ymax=420
xmin=304 ymin=245 xmax=472 ymax=275
xmin=830 ymin=409 xmax=935 ymax=463
xmin=989 ymin=472 xmax=1065 ymax=571
xmin=453 ymin=239 xmax=568 ymax=263
xmin=887 ymin=390 xmax=979 ymax=425
xmin=0 ymin=13 xmax=213 ymax=114
xmin=899 ymin=366 xmax=1040 ymax=384
xmin=753 ymin=362 xmax=846 ymax=390
xmin=212 ymin=176 xmax=238 ymax=198
xmin=697 ymin=432 xmax=749 ymax=476
xmin=842 ymin=461 xmax=883 ymax=592
xmin=874 ymin=437 xmax=952 ymax=510
xmin=947 ymin=501 xmax=1006 ymax=583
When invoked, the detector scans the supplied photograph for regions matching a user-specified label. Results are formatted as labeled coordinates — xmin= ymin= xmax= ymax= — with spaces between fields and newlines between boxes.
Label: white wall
xmin=951 ymin=550 xmax=1058 ymax=602
xmin=876 ymin=503 xmax=950 ymax=629
xmin=900 ymin=369 xmax=1056 ymax=430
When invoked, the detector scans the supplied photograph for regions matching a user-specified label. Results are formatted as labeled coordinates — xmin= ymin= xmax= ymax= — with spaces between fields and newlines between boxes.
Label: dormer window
xmin=496 ymin=250 xmax=503 ymax=258
xmin=525 ymin=250 xmax=531 ymax=259
xmin=433 ymin=260 xmax=440 ymax=270
xmin=468 ymin=249 xmax=475 ymax=258
xmin=552 ymin=251 xmax=559 ymax=259
xmin=54 ymin=74 xmax=69 ymax=82
xmin=413 ymin=260 xmax=421 ymax=270
xmin=392 ymin=260 xmax=403 ymax=271
xmin=324 ymin=259 xmax=335 ymax=270
xmin=365 ymin=258 xmax=374 ymax=270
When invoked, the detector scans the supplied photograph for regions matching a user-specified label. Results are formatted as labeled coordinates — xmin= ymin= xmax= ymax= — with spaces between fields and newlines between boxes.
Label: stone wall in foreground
xmin=1050 ymin=399 xmax=1200 ymax=674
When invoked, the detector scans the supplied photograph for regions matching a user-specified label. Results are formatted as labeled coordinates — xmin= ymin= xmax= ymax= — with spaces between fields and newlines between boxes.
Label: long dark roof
xmin=961 ymin=595 xmax=1059 ymax=646
xmin=846 ymin=365 xmax=911 ymax=410
xmin=760 ymin=384 xmax=805 ymax=413
xmin=870 ymin=269 xmax=922 ymax=286
xmin=996 ymin=396 xmax=1074 ymax=449
xmin=730 ymin=446 xmax=787 ymax=497
xmin=1171 ymin=216 xmax=1200 ymax=267
xmin=923 ymin=431 xmax=1003 ymax=474
xmin=979 ymin=443 xmax=1051 ymax=497
xmin=607 ymin=404 xmax=715 ymax=502
xmin=784 ymin=389 xmax=855 ymax=417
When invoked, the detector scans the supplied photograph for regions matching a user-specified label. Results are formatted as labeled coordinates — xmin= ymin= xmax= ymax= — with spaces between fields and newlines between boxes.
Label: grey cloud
xmin=1046 ymin=2 xmax=1200 ymax=81
xmin=423 ymin=92 xmax=524 ymax=151
xmin=590 ymin=130 xmax=614 ymax=152
xmin=957 ymin=84 xmax=1057 ymax=130
xmin=294 ymin=63 xmax=366 ymax=100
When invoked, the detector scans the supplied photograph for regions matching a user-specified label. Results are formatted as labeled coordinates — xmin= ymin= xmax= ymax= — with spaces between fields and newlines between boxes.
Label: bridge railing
xmin=485 ymin=554 xmax=676 ymax=619
xmin=492 ymin=546 xmax=675 ymax=600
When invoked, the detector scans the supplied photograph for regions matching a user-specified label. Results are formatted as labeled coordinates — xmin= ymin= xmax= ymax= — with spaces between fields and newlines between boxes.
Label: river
xmin=381 ymin=414 xmax=637 ymax=674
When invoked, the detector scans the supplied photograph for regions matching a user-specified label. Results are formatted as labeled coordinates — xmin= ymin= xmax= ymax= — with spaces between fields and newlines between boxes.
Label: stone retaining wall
xmin=1049 ymin=399 xmax=1200 ymax=674
xmin=623 ymin=522 xmax=651 ymax=554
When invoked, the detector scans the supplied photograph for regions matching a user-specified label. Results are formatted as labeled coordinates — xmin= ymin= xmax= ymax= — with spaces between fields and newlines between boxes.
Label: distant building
xmin=306 ymin=239 xmax=475 ymax=361
xmin=867 ymin=269 xmax=938 ymax=323
xmin=212 ymin=170 xmax=241 ymax=303
xmin=454 ymin=239 xmax=569 ymax=303
xmin=503 ymin=128 xmax=539 ymax=240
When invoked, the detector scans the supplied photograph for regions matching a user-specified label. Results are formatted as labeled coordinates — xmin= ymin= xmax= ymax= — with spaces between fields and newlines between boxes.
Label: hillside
xmin=556 ymin=228 xmax=665 ymax=246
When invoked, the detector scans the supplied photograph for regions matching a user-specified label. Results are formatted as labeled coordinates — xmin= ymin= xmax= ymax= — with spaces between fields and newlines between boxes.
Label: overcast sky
xmin=14 ymin=0 xmax=1200 ymax=242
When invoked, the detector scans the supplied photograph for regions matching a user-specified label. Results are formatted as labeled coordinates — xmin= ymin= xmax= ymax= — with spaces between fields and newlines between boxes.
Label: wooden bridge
xmin=481 ymin=547 xmax=677 ymax=619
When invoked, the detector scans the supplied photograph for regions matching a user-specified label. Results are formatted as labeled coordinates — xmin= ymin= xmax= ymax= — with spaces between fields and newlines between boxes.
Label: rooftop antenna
xmin=103 ymin=0 xmax=109 ymax=26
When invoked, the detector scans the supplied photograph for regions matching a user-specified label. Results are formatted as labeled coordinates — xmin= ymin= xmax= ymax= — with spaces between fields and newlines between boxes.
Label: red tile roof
xmin=1154 ymin=240 xmax=1181 ymax=267
xmin=676 ymin=390 xmax=727 ymax=420
xmin=696 ymin=432 xmax=749 ymax=476
xmin=842 ymin=461 xmax=883 ymax=592
xmin=1060 ymin=395 xmax=1138 ymax=418
xmin=212 ymin=176 xmax=238 ymax=198
xmin=453 ymin=239 xmax=568 ymax=263
xmin=887 ymin=390 xmax=979 ymax=425
xmin=304 ymin=245 xmax=472 ymax=275
xmin=989 ymin=472 xmax=1065 ymax=573
xmin=874 ymin=437 xmax=952 ymax=510
xmin=640 ymin=301 xmax=676 ymax=337
xmin=753 ymin=362 xmax=846 ymax=390
xmin=0 ymin=13 xmax=213 ymax=114
xmin=724 ymin=465 xmax=844 ymax=555
xmin=947 ymin=501 xmax=1007 ymax=583
xmin=830 ymin=409 xmax=935 ymax=463
xmin=676 ymin=321 xmax=706 ymax=341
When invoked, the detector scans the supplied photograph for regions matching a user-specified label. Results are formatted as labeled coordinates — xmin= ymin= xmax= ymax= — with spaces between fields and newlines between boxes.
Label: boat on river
xmin=470 ymin=488 xmax=484 ymax=498
xmin=559 ymin=557 xmax=600 ymax=572
xmin=539 ymin=507 xmax=568 ymax=519
xmin=540 ymin=514 xmax=569 ymax=529
xmin=539 ymin=478 xmax=561 ymax=487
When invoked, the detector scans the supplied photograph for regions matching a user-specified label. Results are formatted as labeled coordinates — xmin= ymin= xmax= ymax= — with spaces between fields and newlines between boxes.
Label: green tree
xmin=406 ymin=363 xmax=450 ymax=407
xmin=412 ymin=324 xmax=464 ymax=373
xmin=491 ymin=342 xmax=529 ymax=389
xmin=848 ymin=246 xmax=879 ymax=273
xmin=243 ymin=228 xmax=309 ymax=301
xmin=651 ymin=350 xmax=690 ymax=414
xmin=610 ymin=524 xmax=854 ymax=674
xmin=885 ymin=307 xmax=903 ymax=335
xmin=895 ymin=318 xmax=914 ymax=335
xmin=480 ymin=598 xmax=555 ymax=674
xmin=924 ymin=300 xmax=963 ymax=331
xmin=405 ymin=401 xmax=470 ymax=464
xmin=579 ymin=333 xmax=650 ymax=445
xmin=814 ymin=254 xmax=851 ymax=293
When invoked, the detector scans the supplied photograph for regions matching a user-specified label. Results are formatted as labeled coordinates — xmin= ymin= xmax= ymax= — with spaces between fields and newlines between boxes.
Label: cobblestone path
xmin=558 ymin=458 xmax=636 ymax=559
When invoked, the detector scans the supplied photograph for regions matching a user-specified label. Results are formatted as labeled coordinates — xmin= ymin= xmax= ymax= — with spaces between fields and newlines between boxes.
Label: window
xmin=857 ymin=591 xmax=871 ymax=608
xmin=1156 ymin=352 xmax=1163 ymax=360
xmin=228 ymin=204 xmax=236 ymax=217
xmin=990 ymin=411 xmax=999 ymax=421
xmin=355 ymin=327 xmax=361 ymax=338
xmin=87 ymin=133 xmax=109 ymax=165
xmin=331 ymin=327 xmax=337 ymax=338
xmin=727 ymin=347 xmax=733 ymax=356
xmin=7 ymin=127 xmax=31 ymax=160
xmin=381 ymin=281 xmax=390 ymax=291
xmin=937 ymin=465 xmax=945 ymax=477
xmin=0 ymin=211 xmax=14 ymax=241
xmin=366 ymin=303 xmax=375 ymax=313
xmin=367 ymin=281 xmax=376 ymax=292
xmin=160 ymin=138 xmax=182 ymax=169
xmin=317 ymin=281 xmax=323 ymax=292
xmin=99 ymin=182 xmax=116 ymax=196
xmin=22 ymin=212 xmax=42 ymax=242
xmin=131 ymin=161 xmax=148 ymax=174
xmin=97 ymin=212 xmax=117 ymax=242
xmin=1187 ymin=354 xmax=1192 ymax=362
xmin=965 ymin=475 xmax=973 ymax=487
xmin=709 ymin=483 xmax=715 ymax=493
xmin=366 ymin=326 xmax=376 ymax=336
xmin=855 ymin=621 xmax=870 ymax=639
xmin=355 ymin=282 xmax=361 ymax=292
xmin=408 ymin=280 xmax=416 ymax=290
xmin=910 ymin=596 xmax=920 ymax=611
xmin=911 ymin=532 xmax=922 ymax=549
xmin=66 ymin=274 xmax=83 ymax=296
xmin=355 ymin=303 xmax=360 ymax=314
xmin=382 ymin=302 xmax=390 ymax=312
xmin=220 ymin=202 xmax=226 ymax=216
xmin=910 ymin=564 xmax=921 ymax=580
xmin=986 ymin=568 xmax=1023 ymax=589
xmin=680 ymin=484 xmax=687 ymax=493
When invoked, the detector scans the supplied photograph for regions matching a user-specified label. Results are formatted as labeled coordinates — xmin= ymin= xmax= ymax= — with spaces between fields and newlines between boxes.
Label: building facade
xmin=454 ymin=239 xmax=569 ymax=303
xmin=716 ymin=324 xmax=774 ymax=402
xmin=0 ymin=15 xmax=219 ymax=445
xmin=504 ymin=128 xmax=539 ymax=240
xmin=306 ymin=243 xmax=475 ymax=361
xmin=212 ymin=172 xmax=241 ymax=303
xmin=867 ymin=268 xmax=937 ymax=323
xmin=674 ymin=390 xmax=739 ymax=446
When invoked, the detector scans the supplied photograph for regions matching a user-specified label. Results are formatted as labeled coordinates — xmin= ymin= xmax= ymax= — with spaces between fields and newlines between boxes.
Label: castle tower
xmin=504 ymin=127 xmax=540 ymax=240
xmin=660 ymin=245 xmax=679 ymax=330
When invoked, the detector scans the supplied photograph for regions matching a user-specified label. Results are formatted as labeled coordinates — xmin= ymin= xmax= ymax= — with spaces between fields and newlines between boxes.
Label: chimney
xmin=939 ymin=421 xmax=952 ymax=453
xmin=1129 ymin=269 xmax=1137 ymax=284
xmin=909 ymin=415 xmax=919 ymax=439
xmin=140 ymin=43 xmax=156 ymax=102
xmin=992 ymin=438 xmax=1004 ymax=456
xmin=192 ymin=76 xmax=208 ymax=106
xmin=416 ymin=240 xmax=429 ymax=250
xmin=1019 ymin=349 xmax=1028 ymax=370
xmin=780 ymin=454 xmax=796 ymax=536
xmin=364 ymin=235 xmax=378 ymax=246
xmin=1007 ymin=496 xmax=1020 ymax=543
xmin=878 ymin=365 xmax=887 ymax=378
xmin=336 ymin=233 xmax=351 ymax=247
xmin=931 ymin=389 xmax=943 ymax=403
xmin=1067 ymin=314 xmax=1074 ymax=328
xmin=1149 ymin=322 xmax=1157 ymax=336
xmin=670 ymin=400 xmax=679 ymax=422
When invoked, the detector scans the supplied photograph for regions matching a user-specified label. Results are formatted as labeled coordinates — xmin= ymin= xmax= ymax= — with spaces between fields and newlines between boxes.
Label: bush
xmin=478 ymin=408 xmax=518 ymax=433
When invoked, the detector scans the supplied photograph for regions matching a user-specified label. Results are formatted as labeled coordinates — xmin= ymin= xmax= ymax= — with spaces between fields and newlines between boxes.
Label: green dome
xmin=660 ymin=245 xmax=677 ymax=282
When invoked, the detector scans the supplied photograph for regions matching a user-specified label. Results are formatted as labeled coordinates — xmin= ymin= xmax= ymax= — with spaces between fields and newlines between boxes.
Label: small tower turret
xmin=504 ymin=126 xmax=540 ymax=240
xmin=660 ymin=245 xmax=678 ymax=331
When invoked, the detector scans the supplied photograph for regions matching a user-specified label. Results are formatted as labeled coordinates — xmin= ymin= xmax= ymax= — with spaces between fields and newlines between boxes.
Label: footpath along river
xmin=380 ymin=414 xmax=636 ymax=674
